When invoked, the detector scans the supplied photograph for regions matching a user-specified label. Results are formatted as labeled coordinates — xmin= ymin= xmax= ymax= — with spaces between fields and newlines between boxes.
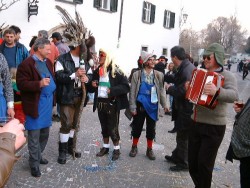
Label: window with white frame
xmin=141 ymin=46 xmax=148 ymax=52
xmin=142 ymin=1 xmax=155 ymax=24
xmin=163 ymin=10 xmax=175 ymax=29
xmin=94 ymin=0 xmax=118 ymax=12
xmin=162 ymin=48 xmax=168 ymax=57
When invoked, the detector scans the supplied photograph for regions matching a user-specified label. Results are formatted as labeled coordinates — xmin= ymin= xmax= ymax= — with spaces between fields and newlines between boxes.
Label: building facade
xmin=0 ymin=0 xmax=181 ymax=75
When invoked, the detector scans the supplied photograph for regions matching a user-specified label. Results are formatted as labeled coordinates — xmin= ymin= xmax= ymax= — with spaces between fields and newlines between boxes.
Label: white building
xmin=0 ymin=0 xmax=181 ymax=75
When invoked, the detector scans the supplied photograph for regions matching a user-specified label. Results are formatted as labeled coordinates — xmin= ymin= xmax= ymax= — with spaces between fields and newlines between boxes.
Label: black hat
xmin=50 ymin=32 xmax=62 ymax=40
xmin=159 ymin=55 xmax=168 ymax=61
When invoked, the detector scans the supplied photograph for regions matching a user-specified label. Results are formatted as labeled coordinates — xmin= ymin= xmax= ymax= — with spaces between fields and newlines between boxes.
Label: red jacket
xmin=16 ymin=56 xmax=55 ymax=118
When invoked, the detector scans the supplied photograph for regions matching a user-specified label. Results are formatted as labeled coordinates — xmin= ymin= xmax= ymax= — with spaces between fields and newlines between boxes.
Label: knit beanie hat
xmin=141 ymin=51 xmax=153 ymax=64
xmin=203 ymin=43 xmax=225 ymax=67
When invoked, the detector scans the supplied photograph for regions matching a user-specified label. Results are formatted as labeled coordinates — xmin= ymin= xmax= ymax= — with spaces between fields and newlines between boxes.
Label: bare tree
xmin=203 ymin=16 xmax=247 ymax=54
xmin=179 ymin=28 xmax=200 ymax=61
xmin=0 ymin=0 xmax=20 ymax=12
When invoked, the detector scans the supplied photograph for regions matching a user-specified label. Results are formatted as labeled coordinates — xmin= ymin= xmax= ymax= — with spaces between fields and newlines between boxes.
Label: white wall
xmin=0 ymin=0 xmax=181 ymax=76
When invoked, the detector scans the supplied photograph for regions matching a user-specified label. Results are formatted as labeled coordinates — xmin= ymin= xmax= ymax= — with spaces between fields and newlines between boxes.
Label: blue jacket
xmin=0 ymin=42 xmax=29 ymax=68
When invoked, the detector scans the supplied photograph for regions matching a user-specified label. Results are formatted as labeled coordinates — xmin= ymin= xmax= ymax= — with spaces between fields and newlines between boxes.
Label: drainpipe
xmin=117 ymin=0 xmax=124 ymax=48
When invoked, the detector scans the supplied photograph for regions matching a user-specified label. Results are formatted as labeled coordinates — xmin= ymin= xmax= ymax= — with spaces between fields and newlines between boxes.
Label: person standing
xmin=50 ymin=32 xmax=70 ymax=55
xmin=54 ymin=5 xmax=94 ymax=165
xmin=16 ymin=38 xmax=56 ymax=177
xmin=154 ymin=55 xmax=168 ymax=75
xmin=188 ymin=43 xmax=238 ymax=188
xmin=164 ymin=46 xmax=195 ymax=171
xmin=91 ymin=48 xmax=129 ymax=161
xmin=226 ymin=98 xmax=250 ymax=188
xmin=242 ymin=62 xmax=249 ymax=80
xmin=0 ymin=53 xmax=14 ymax=119
xmin=9 ymin=25 xmax=21 ymax=42
xmin=129 ymin=51 xmax=167 ymax=160
xmin=55 ymin=44 xmax=92 ymax=164
xmin=30 ymin=30 xmax=59 ymax=67
xmin=0 ymin=28 xmax=29 ymax=69
xmin=50 ymin=32 xmax=70 ymax=121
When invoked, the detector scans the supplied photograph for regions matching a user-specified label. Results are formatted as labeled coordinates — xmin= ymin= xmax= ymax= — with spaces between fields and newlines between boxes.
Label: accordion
xmin=186 ymin=68 xmax=224 ymax=109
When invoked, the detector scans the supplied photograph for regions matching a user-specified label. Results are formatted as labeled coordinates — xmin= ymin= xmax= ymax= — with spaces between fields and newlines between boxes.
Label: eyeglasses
xmin=148 ymin=58 xmax=154 ymax=62
xmin=203 ymin=55 xmax=211 ymax=61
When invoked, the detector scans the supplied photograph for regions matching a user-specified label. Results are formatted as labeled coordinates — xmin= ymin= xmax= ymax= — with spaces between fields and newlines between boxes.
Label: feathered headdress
xmin=55 ymin=5 xmax=87 ymax=47
xmin=55 ymin=5 xmax=94 ymax=62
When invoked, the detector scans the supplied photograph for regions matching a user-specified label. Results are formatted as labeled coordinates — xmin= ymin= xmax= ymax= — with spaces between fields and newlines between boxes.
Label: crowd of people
xmin=0 ymin=11 xmax=249 ymax=188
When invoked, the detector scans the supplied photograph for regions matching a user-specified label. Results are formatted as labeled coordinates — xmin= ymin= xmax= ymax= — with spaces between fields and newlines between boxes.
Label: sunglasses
xmin=203 ymin=55 xmax=211 ymax=61
xmin=99 ymin=53 xmax=106 ymax=58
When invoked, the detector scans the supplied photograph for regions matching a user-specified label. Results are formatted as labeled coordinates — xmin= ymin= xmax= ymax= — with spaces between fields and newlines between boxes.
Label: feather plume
xmin=55 ymin=5 xmax=87 ymax=48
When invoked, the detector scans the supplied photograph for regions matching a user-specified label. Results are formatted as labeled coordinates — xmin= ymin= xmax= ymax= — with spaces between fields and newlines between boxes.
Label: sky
xmin=181 ymin=0 xmax=250 ymax=34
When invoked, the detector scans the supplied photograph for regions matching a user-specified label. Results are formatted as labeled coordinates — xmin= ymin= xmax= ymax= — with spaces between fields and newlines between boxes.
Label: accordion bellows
xmin=186 ymin=68 xmax=224 ymax=109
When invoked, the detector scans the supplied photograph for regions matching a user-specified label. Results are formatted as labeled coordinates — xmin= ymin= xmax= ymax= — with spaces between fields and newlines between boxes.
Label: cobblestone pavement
xmin=5 ymin=64 xmax=250 ymax=188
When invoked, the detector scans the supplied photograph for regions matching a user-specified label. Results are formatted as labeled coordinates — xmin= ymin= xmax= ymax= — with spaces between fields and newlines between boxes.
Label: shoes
xmin=96 ymin=147 xmax=109 ymax=157
xmin=31 ymin=166 xmax=41 ymax=177
xmin=169 ymin=164 xmax=189 ymax=172
xmin=129 ymin=146 xmax=138 ymax=157
xmin=40 ymin=158 xmax=48 ymax=165
xmin=112 ymin=149 xmax=120 ymax=161
xmin=52 ymin=114 xmax=60 ymax=122
xmin=146 ymin=148 xmax=156 ymax=160
xmin=164 ymin=155 xmax=178 ymax=164
xmin=168 ymin=129 xmax=177 ymax=133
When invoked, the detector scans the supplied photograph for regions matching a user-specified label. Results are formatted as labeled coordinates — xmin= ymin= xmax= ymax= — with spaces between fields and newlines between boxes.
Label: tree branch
xmin=0 ymin=0 xmax=20 ymax=12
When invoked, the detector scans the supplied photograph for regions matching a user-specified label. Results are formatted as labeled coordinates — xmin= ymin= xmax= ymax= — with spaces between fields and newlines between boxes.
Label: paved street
xmin=5 ymin=64 xmax=250 ymax=188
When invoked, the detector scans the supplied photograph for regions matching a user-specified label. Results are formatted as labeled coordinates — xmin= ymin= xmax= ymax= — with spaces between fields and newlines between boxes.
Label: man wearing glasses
xmin=188 ymin=43 xmax=238 ymax=188
xmin=129 ymin=51 xmax=167 ymax=160
xmin=91 ymin=48 xmax=129 ymax=161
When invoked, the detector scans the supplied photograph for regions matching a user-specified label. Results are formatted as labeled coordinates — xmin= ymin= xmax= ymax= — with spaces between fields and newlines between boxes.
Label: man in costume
xmin=55 ymin=6 xmax=93 ymax=164
xmin=129 ymin=51 xmax=168 ymax=160
xmin=91 ymin=48 xmax=129 ymax=161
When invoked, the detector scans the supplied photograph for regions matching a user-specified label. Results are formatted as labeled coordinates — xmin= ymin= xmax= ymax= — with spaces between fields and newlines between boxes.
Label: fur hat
xmin=203 ymin=43 xmax=225 ymax=67
xmin=141 ymin=51 xmax=153 ymax=64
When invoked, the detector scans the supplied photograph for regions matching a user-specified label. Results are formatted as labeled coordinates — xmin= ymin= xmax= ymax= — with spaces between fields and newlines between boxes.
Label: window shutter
xmin=110 ymin=0 xmax=118 ymax=12
xmin=170 ymin=12 xmax=175 ymax=28
xmin=93 ymin=0 xmax=101 ymax=8
xmin=142 ymin=1 xmax=146 ymax=22
xmin=73 ymin=0 xmax=83 ymax=4
xmin=150 ymin=4 xmax=156 ymax=23
xmin=163 ymin=10 xmax=167 ymax=27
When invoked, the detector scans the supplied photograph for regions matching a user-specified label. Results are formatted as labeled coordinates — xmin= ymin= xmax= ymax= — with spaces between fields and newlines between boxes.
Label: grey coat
xmin=129 ymin=69 xmax=167 ymax=120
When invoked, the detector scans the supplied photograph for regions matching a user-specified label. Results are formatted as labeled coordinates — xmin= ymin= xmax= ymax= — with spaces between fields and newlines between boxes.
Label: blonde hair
xmin=99 ymin=48 xmax=124 ymax=78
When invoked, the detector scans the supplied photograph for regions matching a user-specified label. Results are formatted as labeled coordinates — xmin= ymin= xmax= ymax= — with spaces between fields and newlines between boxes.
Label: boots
xmin=68 ymin=137 xmax=81 ymax=159
xmin=58 ymin=142 xmax=67 ymax=164
xmin=146 ymin=148 xmax=156 ymax=160
xmin=129 ymin=146 xmax=138 ymax=157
